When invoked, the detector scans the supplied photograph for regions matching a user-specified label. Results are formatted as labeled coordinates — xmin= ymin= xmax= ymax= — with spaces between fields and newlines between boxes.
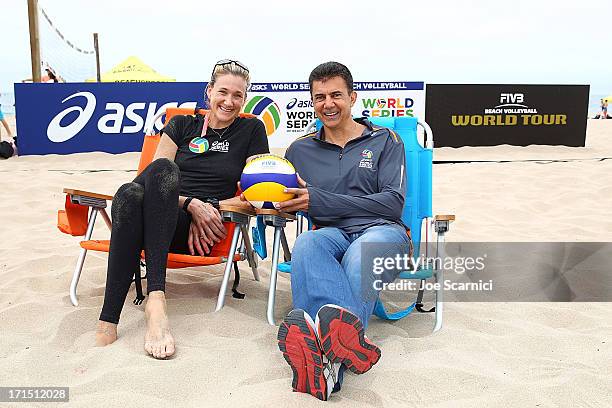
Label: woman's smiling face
xmin=206 ymin=73 xmax=247 ymax=127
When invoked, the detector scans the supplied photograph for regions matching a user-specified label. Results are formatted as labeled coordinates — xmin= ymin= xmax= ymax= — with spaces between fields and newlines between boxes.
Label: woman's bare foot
xmin=95 ymin=320 xmax=118 ymax=346
xmin=144 ymin=291 xmax=175 ymax=359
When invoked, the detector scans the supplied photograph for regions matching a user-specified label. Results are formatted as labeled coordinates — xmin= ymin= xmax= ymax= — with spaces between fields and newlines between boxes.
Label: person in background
xmin=21 ymin=66 xmax=63 ymax=83
xmin=0 ymin=103 xmax=13 ymax=141
xmin=42 ymin=67 xmax=61 ymax=83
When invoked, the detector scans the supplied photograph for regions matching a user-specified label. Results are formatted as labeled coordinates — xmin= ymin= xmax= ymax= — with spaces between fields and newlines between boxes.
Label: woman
xmin=95 ymin=60 xmax=269 ymax=359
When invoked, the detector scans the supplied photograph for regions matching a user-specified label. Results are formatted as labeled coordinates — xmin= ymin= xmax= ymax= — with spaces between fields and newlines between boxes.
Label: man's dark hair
xmin=308 ymin=61 xmax=354 ymax=94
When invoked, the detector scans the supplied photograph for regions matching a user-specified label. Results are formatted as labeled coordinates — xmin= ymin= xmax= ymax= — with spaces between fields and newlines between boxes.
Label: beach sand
xmin=0 ymin=120 xmax=611 ymax=407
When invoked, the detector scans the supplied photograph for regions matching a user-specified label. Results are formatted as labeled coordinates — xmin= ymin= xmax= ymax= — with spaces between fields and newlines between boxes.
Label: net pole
xmin=27 ymin=0 xmax=41 ymax=82
xmin=93 ymin=33 xmax=101 ymax=82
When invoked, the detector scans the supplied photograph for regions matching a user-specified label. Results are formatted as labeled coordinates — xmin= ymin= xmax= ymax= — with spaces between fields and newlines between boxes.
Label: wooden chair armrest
xmin=256 ymin=208 xmax=297 ymax=221
xmin=63 ymin=188 xmax=114 ymax=201
xmin=434 ymin=214 xmax=455 ymax=222
xmin=219 ymin=204 xmax=256 ymax=217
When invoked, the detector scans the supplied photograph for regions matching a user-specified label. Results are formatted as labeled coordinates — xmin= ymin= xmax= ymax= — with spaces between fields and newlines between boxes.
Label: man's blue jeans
xmin=290 ymin=224 xmax=410 ymax=330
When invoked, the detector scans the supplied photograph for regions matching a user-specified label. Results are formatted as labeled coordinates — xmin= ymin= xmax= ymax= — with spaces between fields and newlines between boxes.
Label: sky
xmin=1 ymin=0 xmax=611 ymax=95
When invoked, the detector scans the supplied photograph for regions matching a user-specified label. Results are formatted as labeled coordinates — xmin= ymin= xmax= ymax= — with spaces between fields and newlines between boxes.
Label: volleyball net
xmin=38 ymin=5 xmax=96 ymax=82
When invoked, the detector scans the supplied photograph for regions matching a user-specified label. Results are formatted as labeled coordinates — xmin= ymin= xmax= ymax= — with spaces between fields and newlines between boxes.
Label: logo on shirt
xmin=359 ymin=149 xmax=374 ymax=168
xmin=210 ymin=140 xmax=230 ymax=153
xmin=189 ymin=137 xmax=209 ymax=154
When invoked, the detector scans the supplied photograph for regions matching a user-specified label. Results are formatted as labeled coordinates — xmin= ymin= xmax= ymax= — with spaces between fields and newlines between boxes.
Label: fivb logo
xmin=46 ymin=91 xmax=196 ymax=143
xmin=497 ymin=93 xmax=526 ymax=107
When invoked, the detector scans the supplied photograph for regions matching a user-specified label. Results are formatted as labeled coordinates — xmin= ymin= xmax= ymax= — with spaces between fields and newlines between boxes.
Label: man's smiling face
xmin=311 ymin=76 xmax=356 ymax=131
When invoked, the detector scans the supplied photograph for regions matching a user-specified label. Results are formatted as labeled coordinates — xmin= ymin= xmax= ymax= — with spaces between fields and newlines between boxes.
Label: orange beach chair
xmin=58 ymin=108 xmax=260 ymax=311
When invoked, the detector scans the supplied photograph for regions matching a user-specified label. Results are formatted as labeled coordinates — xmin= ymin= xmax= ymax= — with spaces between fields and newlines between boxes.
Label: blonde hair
xmin=209 ymin=61 xmax=251 ymax=91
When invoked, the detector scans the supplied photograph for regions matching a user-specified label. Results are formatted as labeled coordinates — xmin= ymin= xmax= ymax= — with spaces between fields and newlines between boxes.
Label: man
xmin=275 ymin=62 xmax=410 ymax=401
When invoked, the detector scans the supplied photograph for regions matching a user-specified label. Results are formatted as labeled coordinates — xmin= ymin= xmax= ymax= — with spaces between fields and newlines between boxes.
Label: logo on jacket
xmin=359 ymin=149 xmax=373 ymax=168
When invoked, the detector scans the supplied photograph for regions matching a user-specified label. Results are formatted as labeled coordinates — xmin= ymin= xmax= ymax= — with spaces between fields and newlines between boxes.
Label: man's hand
xmin=186 ymin=198 xmax=227 ymax=255
xmin=275 ymin=174 xmax=309 ymax=212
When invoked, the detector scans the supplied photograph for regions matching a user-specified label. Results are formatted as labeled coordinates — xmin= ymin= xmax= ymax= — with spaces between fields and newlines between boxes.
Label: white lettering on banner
xmin=491 ymin=93 xmax=535 ymax=112
xmin=46 ymin=91 xmax=198 ymax=142
xmin=358 ymin=82 xmax=406 ymax=90
xmin=124 ymin=102 xmax=146 ymax=133
xmin=98 ymin=102 xmax=198 ymax=134
xmin=271 ymin=83 xmax=299 ymax=91
xmin=47 ymin=92 xmax=96 ymax=143
xmin=98 ymin=102 xmax=124 ymax=133
xmin=500 ymin=93 xmax=524 ymax=104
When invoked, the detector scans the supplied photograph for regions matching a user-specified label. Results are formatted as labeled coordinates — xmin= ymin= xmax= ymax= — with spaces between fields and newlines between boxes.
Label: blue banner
xmin=14 ymin=82 xmax=205 ymax=155
xmin=14 ymin=80 xmax=425 ymax=154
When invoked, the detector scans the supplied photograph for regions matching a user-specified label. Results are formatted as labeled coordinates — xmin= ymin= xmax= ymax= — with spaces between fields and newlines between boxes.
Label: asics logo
xmin=45 ymin=91 xmax=197 ymax=143
xmin=47 ymin=92 xmax=96 ymax=143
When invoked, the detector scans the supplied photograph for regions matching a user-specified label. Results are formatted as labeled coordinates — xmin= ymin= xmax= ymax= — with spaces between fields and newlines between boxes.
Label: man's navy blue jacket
xmin=285 ymin=118 xmax=406 ymax=234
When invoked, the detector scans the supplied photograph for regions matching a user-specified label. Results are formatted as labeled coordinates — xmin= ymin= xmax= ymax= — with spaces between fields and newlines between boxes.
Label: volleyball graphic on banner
xmin=243 ymin=96 xmax=281 ymax=136
xmin=240 ymin=155 xmax=298 ymax=209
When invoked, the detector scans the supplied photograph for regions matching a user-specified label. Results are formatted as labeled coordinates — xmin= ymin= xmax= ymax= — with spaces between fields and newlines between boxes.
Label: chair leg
xmin=266 ymin=226 xmax=283 ymax=326
xmin=433 ymin=268 xmax=444 ymax=332
xmin=280 ymin=228 xmax=291 ymax=262
xmin=433 ymin=231 xmax=446 ymax=332
xmin=69 ymin=208 xmax=99 ymax=306
xmin=240 ymin=224 xmax=260 ymax=281
xmin=214 ymin=226 xmax=242 ymax=312
xmin=296 ymin=213 xmax=303 ymax=237
xmin=99 ymin=208 xmax=112 ymax=230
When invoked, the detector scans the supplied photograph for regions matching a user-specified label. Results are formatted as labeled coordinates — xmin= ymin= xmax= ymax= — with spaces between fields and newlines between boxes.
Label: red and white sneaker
xmin=315 ymin=304 xmax=381 ymax=374
xmin=277 ymin=309 xmax=339 ymax=401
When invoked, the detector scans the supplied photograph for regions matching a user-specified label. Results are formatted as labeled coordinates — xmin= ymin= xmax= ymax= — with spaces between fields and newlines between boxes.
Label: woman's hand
xmin=186 ymin=199 xmax=227 ymax=255
xmin=222 ymin=183 xmax=255 ymax=211
xmin=238 ymin=181 xmax=248 ymax=203
xmin=188 ymin=222 xmax=210 ymax=256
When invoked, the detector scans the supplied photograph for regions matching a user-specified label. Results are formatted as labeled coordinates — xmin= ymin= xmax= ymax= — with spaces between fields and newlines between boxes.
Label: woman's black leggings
xmin=99 ymin=158 xmax=192 ymax=324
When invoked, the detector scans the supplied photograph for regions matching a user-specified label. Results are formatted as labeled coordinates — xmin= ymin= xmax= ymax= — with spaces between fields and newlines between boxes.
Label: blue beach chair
xmin=255 ymin=117 xmax=454 ymax=328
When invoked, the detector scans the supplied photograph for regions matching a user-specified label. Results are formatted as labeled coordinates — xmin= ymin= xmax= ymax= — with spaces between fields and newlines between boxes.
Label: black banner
xmin=425 ymin=84 xmax=589 ymax=147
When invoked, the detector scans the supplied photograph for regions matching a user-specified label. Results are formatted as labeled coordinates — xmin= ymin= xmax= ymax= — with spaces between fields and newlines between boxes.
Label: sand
xmin=0 ymin=119 xmax=611 ymax=407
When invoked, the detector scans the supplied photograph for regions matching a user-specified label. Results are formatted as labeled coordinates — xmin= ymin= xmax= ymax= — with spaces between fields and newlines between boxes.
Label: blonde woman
xmin=95 ymin=60 xmax=269 ymax=358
